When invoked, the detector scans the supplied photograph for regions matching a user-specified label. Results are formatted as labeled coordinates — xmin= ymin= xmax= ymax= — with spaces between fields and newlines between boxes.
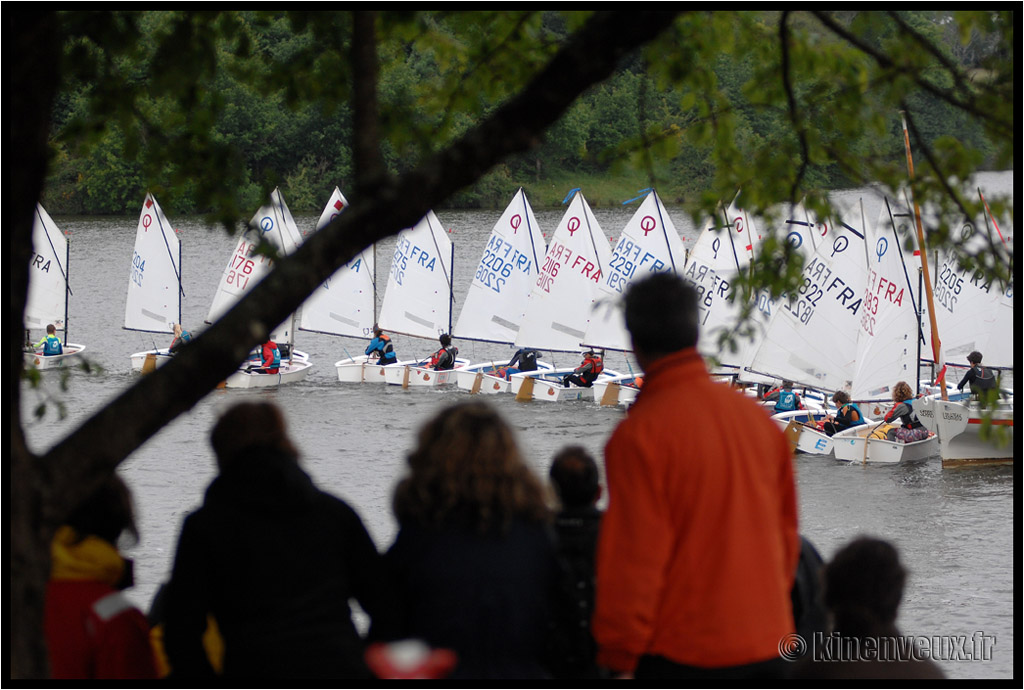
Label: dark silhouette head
xmin=823 ymin=536 xmax=906 ymax=635
xmin=439 ymin=333 xmax=452 ymax=347
xmin=210 ymin=401 xmax=298 ymax=472
xmin=64 ymin=473 xmax=139 ymax=547
xmin=549 ymin=446 xmax=601 ymax=509
xmin=967 ymin=351 xmax=983 ymax=365
xmin=623 ymin=273 xmax=699 ymax=364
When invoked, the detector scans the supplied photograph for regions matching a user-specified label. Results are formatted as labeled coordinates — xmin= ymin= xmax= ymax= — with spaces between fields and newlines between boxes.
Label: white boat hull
xmin=130 ymin=348 xmax=173 ymax=372
xmin=771 ymin=410 xmax=843 ymax=455
xmin=509 ymin=367 xmax=622 ymax=402
xmin=455 ymin=361 xmax=555 ymax=395
xmin=24 ymin=344 xmax=86 ymax=370
xmin=334 ymin=355 xmax=410 ymax=383
xmin=832 ymin=424 xmax=938 ymax=464
xmin=915 ymin=395 xmax=1014 ymax=468
xmin=591 ymin=374 xmax=643 ymax=407
xmin=223 ymin=357 xmax=313 ymax=389
xmin=383 ymin=358 xmax=470 ymax=388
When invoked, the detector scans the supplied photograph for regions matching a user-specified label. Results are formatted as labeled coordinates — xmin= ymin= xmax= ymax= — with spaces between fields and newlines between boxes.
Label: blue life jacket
xmin=42 ymin=334 xmax=63 ymax=356
xmin=775 ymin=390 xmax=797 ymax=412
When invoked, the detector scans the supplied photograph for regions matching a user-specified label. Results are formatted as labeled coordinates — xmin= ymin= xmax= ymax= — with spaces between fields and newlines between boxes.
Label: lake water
xmin=21 ymin=177 xmax=1014 ymax=679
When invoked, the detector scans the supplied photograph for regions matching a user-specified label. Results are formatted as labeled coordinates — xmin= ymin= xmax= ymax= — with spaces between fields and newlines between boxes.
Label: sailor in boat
xmin=763 ymin=380 xmax=802 ymax=413
xmin=956 ymin=350 xmax=999 ymax=397
xmin=822 ymin=391 xmax=865 ymax=437
xmin=880 ymin=381 xmax=930 ymax=443
xmin=247 ymin=339 xmax=281 ymax=375
xmin=562 ymin=350 xmax=604 ymax=388
xmin=365 ymin=325 xmax=398 ymax=366
xmin=498 ymin=347 xmax=541 ymax=380
xmin=169 ymin=323 xmax=193 ymax=354
xmin=30 ymin=323 xmax=64 ymax=356
xmin=426 ymin=333 xmax=458 ymax=371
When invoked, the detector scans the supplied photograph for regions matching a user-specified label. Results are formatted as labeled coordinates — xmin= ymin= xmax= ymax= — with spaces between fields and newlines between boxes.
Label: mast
xmin=63 ymin=233 xmax=70 ymax=346
xmin=901 ymin=112 xmax=947 ymax=400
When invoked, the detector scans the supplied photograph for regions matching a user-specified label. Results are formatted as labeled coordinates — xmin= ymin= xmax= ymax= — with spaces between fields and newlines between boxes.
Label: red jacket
xmin=45 ymin=527 xmax=158 ymax=679
xmin=594 ymin=348 xmax=800 ymax=672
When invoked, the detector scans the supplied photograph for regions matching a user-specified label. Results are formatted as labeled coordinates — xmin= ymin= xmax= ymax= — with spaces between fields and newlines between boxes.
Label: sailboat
xmin=583 ymin=188 xmax=687 ymax=406
xmin=294 ymin=188 xmax=387 ymax=383
xmin=207 ymin=188 xmax=313 ymax=388
xmin=24 ymin=204 xmax=86 ymax=369
xmin=453 ymin=188 xmax=554 ymax=394
xmin=125 ymin=194 xmax=185 ymax=372
xmin=914 ymin=190 xmax=1014 ymax=467
xmin=377 ymin=210 xmax=469 ymax=387
xmin=509 ymin=189 xmax=621 ymax=401
xmin=830 ymin=199 xmax=935 ymax=463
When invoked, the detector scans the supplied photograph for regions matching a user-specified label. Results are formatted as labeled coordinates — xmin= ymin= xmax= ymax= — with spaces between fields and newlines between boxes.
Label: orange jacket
xmin=593 ymin=348 xmax=799 ymax=672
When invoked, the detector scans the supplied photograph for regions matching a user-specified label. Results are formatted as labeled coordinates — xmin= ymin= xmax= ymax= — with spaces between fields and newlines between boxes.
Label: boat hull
xmin=509 ymin=367 xmax=622 ymax=402
xmin=24 ymin=344 xmax=86 ymax=370
xmin=455 ymin=361 xmax=555 ymax=395
xmin=591 ymin=374 xmax=642 ymax=407
xmin=383 ymin=358 xmax=470 ymax=388
xmin=130 ymin=349 xmax=172 ymax=372
xmin=832 ymin=424 xmax=938 ymax=464
xmin=915 ymin=395 xmax=1014 ymax=468
xmin=334 ymin=355 xmax=409 ymax=383
xmin=223 ymin=358 xmax=313 ymax=389
xmin=770 ymin=410 xmax=840 ymax=455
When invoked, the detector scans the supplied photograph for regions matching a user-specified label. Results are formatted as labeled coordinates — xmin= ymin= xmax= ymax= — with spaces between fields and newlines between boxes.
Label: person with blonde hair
xmin=882 ymin=381 xmax=930 ymax=443
xmin=384 ymin=401 xmax=561 ymax=678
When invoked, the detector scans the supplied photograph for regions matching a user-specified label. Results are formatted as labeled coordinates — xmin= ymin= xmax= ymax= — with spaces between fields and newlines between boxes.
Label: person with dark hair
xmin=763 ymin=380 xmax=802 ymax=413
xmin=956 ymin=351 xmax=998 ymax=395
xmin=384 ymin=401 xmax=561 ymax=678
xmin=823 ymin=391 xmax=865 ymax=437
xmin=162 ymin=402 xmax=399 ymax=679
xmin=45 ymin=473 xmax=159 ymax=679
xmin=365 ymin=325 xmax=398 ymax=365
xmin=562 ymin=350 xmax=604 ymax=388
xmin=32 ymin=323 xmax=64 ymax=356
xmin=503 ymin=347 xmax=540 ymax=378
xmin=793 ymin=536 xmax=945 ymax=679
xmin=427 ymin=333 xmax=458 ymax=371
xmin=593 ymin=272 xmax=800 ymax=680
xmin=545 ymin=446 xmax=606 ymax=679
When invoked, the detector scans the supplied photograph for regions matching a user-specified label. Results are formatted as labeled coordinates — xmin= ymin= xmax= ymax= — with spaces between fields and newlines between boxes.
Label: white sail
xmin=682 ymin=198 xmax=758 ymax=365
xmin=298 ymin=187 xmax=377 ymax=339
xmin=746 ymin=213 xmax=868 ymax=392
xmin=206 ymin=187 xmax=304 ymax=344
xmin=735 ymin=202 xmax=822 ymax=382
xmin=850 ymin=201 xmax=921 ymax=400
xmin=513 ymin=190 xmax=612 ymax=353
xmin=26 ymin=204 xmax=69 ymax=332
xmin=454 ymin=188 xmax=546 ymax=345
xmin=377 ymin=210 xmax=454 ymax=339
xmin=582 ymin=189 xmax=686 ymax=352
xmin=124 ymin=193 xmax=182 ymax=334
xmin=925 ymin=213 xmax=1015 ymax=370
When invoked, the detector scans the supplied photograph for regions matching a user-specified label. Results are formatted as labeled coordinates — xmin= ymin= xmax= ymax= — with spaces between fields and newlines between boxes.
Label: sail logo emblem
xmin=260 ymin=216 xmax=275 ymax=234
xmin=831 ymin=235 xmax=849 ymax=257
xmin=510 ymin=214 xmax=522 ymax=234
xmin=567 ymin=217 xmax=580 ymax=236
xmin=640 ymin=216 xmax=657 ymax=236
xmin=787 ymin=231 xmax=803 ymax=249
xmin=875 ymin=237 xmax=888 ymax=263
xmin=142 ymin=214 xmax=152 ymax=232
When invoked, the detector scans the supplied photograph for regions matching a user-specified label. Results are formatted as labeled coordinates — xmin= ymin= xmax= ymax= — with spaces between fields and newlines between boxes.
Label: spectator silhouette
xmin=162 ymin=401 xmax=399 ymax=679
xmin=793 ymin=536 xmax=945 ymax=679
xmin=593 ymin=272 xmax=800 ymax=679
xmin=384 ymin=400 xmax=561 ymax=678
xmin=45 ymin=473 xmax=159 ymax=679
xmin=545 ymin=446 xmax=606 ymax=679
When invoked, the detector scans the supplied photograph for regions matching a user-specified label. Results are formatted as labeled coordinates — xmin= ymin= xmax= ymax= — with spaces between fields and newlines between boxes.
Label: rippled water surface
xmin=22 ymin=178 xmax=1014 ymax=679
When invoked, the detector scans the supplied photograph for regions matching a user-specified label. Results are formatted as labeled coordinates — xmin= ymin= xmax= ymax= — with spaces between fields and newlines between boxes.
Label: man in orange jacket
xmin=593 ymin=273 xmax=800 ymax=679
